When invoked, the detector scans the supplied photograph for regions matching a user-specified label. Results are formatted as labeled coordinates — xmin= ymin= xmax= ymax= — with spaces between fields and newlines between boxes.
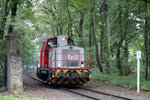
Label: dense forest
xmin=0 ymin=0 xmax=150 ymax=90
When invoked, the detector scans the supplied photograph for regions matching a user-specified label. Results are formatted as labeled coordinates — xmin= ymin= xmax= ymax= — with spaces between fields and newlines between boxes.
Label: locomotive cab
xmin=40 ymin=36 xmax=74 ymax=68
xmin=37 ymin=35 xmax=92 ymax=85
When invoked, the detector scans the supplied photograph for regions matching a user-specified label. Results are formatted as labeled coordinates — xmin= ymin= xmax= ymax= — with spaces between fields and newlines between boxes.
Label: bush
xmin=91 ymin=67 xmax=150 ymax=91
xmin=0 ymin=65 xmax=5 ymax=90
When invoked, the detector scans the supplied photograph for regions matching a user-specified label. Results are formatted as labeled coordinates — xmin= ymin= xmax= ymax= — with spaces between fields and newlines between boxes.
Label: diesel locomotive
xmin=36 ymin=35 xmax=92 ymax=86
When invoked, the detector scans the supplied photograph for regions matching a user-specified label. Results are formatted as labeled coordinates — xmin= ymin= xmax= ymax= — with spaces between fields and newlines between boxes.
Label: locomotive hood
xmin=49 ymin=46 xmax=84 ymax=68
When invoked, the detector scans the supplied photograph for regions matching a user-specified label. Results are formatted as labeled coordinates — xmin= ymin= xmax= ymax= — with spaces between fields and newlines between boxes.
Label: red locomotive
xmin=37 ymin=35 xmax=92 ymax=86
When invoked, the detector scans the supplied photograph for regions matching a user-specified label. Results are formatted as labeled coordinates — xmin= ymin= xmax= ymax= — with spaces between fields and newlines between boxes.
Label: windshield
xmin=47 ymin=39 xmax=57 ymax=48
xmin=68 ymin=40 xmax=74 ymax=46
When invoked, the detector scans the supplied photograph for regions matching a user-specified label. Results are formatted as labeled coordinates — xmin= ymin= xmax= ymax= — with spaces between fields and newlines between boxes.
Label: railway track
xmin=62 ymin=87 xmax=133 ymax=100
xmin=25 ymin=70 xmax=133 ymax=100
xmin=78 ymin=87 xmax=133 ymax=100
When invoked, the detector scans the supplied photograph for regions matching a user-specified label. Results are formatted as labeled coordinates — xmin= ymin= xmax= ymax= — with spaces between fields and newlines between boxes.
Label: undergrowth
xmin=0 ymin=95 xmax=41 ymax=100
xmin=91 ymin=67 xmax=150 ymax=91
xmin=0 ymin=86 xmax=5 ymax=92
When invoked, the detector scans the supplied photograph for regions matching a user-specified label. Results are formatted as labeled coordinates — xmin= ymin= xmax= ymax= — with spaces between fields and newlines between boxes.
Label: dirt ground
xmin=0 ymin=72 xmax=88 ymax=100
xmin=84 ymin=81 xmax=150 ymax=100
xmin=1 ymin=70 xmax=150 ymax=100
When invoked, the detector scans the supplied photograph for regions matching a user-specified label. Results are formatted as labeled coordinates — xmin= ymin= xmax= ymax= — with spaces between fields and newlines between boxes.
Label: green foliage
xmin=91 ymin=67 xmax=150 ymax=91
xmin=0 ymin=86 xmax=5 ymax=92
xmin=0 ymin=40 xmax=6 ymax=87
xmin=0 ymin=40 xmax=6 ymax=57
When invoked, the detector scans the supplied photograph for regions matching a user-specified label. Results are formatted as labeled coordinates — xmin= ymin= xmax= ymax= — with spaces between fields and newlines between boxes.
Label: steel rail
xmin=61 ymin=87 xmax=101 ymax=100
xmin=25 ymin=70 xmax=133 ymax=100
xmin=78 ymin=87 xmax=133 ymax=100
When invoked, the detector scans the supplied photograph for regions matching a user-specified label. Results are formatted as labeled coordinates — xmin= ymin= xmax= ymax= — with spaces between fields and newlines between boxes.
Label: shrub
xmin=91 ymin=67 xmax=150 ymax=91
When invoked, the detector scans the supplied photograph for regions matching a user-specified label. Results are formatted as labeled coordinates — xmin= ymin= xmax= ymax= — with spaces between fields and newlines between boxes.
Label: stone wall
xmin=6 ymin=34 xmax=23 ymax=93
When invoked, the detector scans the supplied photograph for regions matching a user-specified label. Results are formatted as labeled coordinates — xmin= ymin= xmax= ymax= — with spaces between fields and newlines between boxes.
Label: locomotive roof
xmin=45 ymin=37 xmax=73 ymax=41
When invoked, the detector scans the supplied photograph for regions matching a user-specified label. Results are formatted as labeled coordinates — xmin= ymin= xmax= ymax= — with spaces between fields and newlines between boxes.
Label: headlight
xmin=62 ymin=38 xmax=66 ymax=42
xmin=81 ymin=65 xmax=84 ymax=68
xmin=58 ymin=64 xmax=61 ymax=68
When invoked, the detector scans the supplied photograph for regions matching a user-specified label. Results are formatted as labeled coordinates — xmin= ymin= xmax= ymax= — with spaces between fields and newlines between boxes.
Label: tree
xmin=99 ymin=4 xmax=105 ymax=64
xmin=124 ymin=0 xmax=129 ymax=66
xmin=144 ymin=0 xmax=149 ymax=80
xmin=0 ymin=0 xmax=10 ymax=39
xmin=103 ymin=0 xmax=111 ymax=74
xmin=91 ymin=0 xmax=103 ymax=72
xmin=8 ymin=1 xmax=19 ymax=34
xmin=66 ymin=0 xmax=73 ymax=37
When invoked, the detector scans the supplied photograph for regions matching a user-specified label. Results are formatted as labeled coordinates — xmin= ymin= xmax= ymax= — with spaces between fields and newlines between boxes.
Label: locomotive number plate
xmin=68 ymin=54 xmax=78 ymax=60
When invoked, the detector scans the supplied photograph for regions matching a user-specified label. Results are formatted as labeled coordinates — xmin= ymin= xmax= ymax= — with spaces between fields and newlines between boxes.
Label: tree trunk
xmin=78 ymin=12 xmax=84 ymax=47
xmin=91 ymin=0 xmax=103 ymax=72
xmin=56 ymin=24 xmax=59 ymax=35
xmin=100 ymin=6 xmax=105 ymax=64
xmin=116 ymin=36 xmax=126 ymax=76
xmin=8 ymin=1 xmax=18 ymax=34
xmin=0 ymin=0 xmax=10 ymax=39
xmin=59 ymin=27 xmax=63 ymax=35
xmin=74 ymin=12 xmax=85 ymax=47
xmin=67 ymin=0 xmax=72 ymax=37
xmin=103 ymin=0 xmax=110 ymax=73
xmin=124 ymin=38 xmax=128 ymax=64
xmin=144 ymin=1 xmax=148 ymax=80
xmin=118 ymin=1 xmax=123 ymax=75
xmin=116 ymin=45 xmax=122 ymax=73
xmin=124 ymin=0 xmax=129 ymax=65
xmin=89 ymin=27 xmax=92 ymax=53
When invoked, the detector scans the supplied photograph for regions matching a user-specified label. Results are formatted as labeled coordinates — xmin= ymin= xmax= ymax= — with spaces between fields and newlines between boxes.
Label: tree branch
xmin=127 ymin=33 xmax=139 ymax=41
xmin=110 ymin=10 xmax=120 ymax=25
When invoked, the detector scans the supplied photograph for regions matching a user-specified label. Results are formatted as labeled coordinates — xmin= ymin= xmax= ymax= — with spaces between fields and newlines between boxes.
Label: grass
xmin=0 ymin=95 xmax=41 ymax=100
xmin=91 ymin=67 xmax=150 ymax=91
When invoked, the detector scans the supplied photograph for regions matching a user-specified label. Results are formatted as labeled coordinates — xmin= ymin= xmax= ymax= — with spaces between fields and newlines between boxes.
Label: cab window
xmin=68 ymin=40 xmax=74 ymax=46
xmin=43 ymin=42 xmax=46 ymax=49
xmin=47 ymin=39 xmax=57 ymax=48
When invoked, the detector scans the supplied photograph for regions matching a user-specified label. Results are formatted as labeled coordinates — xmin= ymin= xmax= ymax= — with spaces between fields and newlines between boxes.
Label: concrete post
xmin=6 ymin=34 xmax=23 ymax=94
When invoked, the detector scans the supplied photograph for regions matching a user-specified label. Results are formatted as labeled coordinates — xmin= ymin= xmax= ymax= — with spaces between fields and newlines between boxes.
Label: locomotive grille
xmin=62 ymin=50 xmax=80 ymax=67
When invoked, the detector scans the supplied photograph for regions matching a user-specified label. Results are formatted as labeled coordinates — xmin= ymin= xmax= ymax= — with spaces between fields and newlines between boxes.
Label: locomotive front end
xmin=37 ymin=35 xmax=92 ymax=86
xmin=49 ymin=46 xmax=92 ymax=85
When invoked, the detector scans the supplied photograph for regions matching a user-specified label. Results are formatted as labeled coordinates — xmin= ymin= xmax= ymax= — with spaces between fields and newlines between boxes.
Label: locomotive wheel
xmin=37 ymin=68 xmax=41 ymax=79
xmin=46 ymin=77 xmax=50 ymax=84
